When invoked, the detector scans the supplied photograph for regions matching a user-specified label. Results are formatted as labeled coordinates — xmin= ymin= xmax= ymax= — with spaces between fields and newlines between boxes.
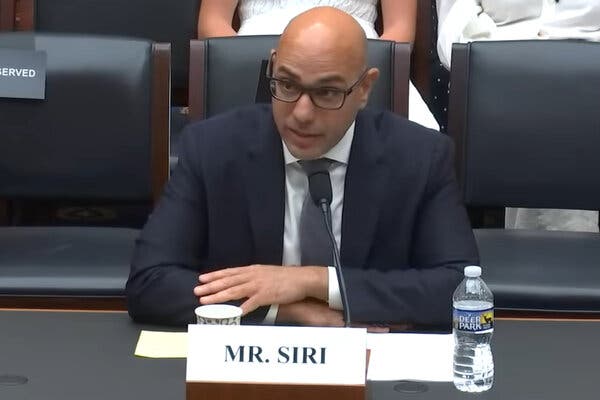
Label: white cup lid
xmin=195 ymin=304 xmax=243 ymax=319
xmin=464 ymin=265 xmax=482 ymax=278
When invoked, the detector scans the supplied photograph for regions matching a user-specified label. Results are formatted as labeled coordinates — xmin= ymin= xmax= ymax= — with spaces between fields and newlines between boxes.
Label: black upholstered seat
xmin=0 ymin=227 xmax=140 ymax=296
xmin=475 ymin=229 xmax=600 ymax=312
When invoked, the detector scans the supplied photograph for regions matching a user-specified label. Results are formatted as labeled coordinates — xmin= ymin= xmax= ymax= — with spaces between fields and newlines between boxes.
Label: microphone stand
xmin=317 ymin=200 xmax=351 ymax=328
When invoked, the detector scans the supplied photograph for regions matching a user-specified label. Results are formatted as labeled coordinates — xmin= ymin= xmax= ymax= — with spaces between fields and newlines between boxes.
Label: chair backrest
xmin=0 ymin=32 xmax=170 ymax=203
xmin=9 ymin=0 xmax=198 ymax=101
xmin=448 ymin=40 xmax=600 ymax=211
xmin=188 ymin=35 xmax=411 ymax=121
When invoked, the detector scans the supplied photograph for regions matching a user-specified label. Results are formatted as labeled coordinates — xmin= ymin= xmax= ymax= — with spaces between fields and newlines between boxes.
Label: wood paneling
xmin=393 ymin=42 xmax=411 ymax=117
xmin=0 ymin=0 xmax=16 ymax=30
xmin=151 ymin=42 xmax=172 ymax=203
xmin=187 ymin=382 xmax=365 ymax=400
xmin=188 ymin=40 xmax=205 ymax=121
xmin=411 ymin=0 xmax=432 ymax=101
xmin=496 ymin=309 xmax=600 ymax=321
xmin=0 ymin=296 xmax=127 ymax=311
xmin=15 ymin=0 xmax=33 ymax=30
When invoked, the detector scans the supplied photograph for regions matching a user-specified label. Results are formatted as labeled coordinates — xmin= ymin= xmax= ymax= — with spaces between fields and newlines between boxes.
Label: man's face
xmin=271 ymin=42 xmax=370 ymax=160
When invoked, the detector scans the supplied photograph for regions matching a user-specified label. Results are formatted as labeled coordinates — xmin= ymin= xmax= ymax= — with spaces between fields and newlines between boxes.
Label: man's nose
xmin=291 ymin=92 xmax=316 ymax=124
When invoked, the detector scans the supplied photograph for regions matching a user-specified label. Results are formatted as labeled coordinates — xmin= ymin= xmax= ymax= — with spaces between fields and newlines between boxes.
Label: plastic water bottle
xmin=452 ymin=265 xmax=494 ymax=392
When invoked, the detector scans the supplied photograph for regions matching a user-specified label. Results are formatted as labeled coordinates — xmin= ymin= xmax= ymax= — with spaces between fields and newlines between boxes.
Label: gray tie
xmin=299 ymin=159 xmax=334 ymax=266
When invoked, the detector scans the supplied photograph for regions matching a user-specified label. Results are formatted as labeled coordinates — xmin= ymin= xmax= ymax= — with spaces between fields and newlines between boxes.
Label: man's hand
xmin=276 ymin=299 xmax=345 ymax=327
xmin=277 ymin=300 xmax=393 ymax=332
xmin=193 ymin=265 xmax=328 ymax=314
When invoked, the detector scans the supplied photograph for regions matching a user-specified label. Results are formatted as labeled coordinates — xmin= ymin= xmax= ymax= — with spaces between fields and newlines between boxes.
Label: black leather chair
xmin=188 ymin=36 xmax=411 ymax=121
xmin=23 ymin=0 xmax=198 ymax=102
xmin=448 ymin=40 xmax=600 ymax=313
xmin=0 ymin=32 xmax=170 ymax=303
xmin=6 ymin=0 xmax=199 ymax=160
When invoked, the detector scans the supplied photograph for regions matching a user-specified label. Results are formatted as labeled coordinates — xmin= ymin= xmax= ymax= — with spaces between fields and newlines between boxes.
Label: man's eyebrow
xmin=275 ymin=65 xmax=347 ymax=86
xmin=314 ymin=74 xmax=346 ymax=85
xmin=275 ymin=65 xmax=300 ymax=79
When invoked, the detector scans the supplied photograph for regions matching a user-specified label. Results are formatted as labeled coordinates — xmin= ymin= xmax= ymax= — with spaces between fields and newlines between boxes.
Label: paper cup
xmin=195 ymin=304 xmax=242 ymax=325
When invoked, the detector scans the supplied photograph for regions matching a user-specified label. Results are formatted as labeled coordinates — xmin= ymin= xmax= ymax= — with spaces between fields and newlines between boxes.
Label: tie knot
xmin=299 ymin=158 xmax=332 ymax=175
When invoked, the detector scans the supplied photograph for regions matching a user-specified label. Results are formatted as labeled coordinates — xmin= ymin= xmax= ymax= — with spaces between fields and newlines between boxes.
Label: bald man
xmin=126 ymin=7 xmax=478 ymax=329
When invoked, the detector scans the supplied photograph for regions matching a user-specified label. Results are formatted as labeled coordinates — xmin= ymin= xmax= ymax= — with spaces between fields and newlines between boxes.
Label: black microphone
xmin=307 ymin=170 xmax=351 ymax=327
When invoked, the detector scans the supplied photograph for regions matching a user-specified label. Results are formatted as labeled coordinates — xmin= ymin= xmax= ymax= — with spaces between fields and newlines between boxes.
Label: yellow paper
xmin=134 ymin=330 xmax=188 ymax=358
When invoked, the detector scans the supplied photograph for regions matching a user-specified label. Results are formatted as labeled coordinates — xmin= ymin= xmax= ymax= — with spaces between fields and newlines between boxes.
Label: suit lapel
xmin=242 ymin=107 xmax=285 ymax=265
xmin=341 ymin=110 xmax=387 ymax=268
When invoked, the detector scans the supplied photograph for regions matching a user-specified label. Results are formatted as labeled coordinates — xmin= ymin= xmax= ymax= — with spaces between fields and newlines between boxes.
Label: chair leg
xmin=0 ymin=199 xmax=7 ymax=225
xmin=484 ymin=207 xmax=505 ymax=228
xmin=467 ymin=206 xmax=505 ymax=229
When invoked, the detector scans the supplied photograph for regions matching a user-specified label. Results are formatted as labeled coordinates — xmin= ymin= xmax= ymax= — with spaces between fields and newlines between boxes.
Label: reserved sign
xmin=0 ymin=48 xmax=46 ymax=99
xmin=187 ymin=325 xmax=367 ymax=385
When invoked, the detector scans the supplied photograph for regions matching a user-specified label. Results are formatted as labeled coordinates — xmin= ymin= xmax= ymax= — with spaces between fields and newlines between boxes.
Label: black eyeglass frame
xmin=265 ymin=51 xmax=369 ymax=110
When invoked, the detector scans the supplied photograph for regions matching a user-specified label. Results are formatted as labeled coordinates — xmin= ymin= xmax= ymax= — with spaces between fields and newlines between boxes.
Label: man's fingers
xmin=366 ymin=326 xmax=390 ymax=333
xmin=239 ymin=298 xmax=260 ymax=315
xmin=198 ymin=266 xmax=248 ymax=283
xmin=198 ymin=282 xmax=254 ymax=304
xmin=194 ymin=274 xmax=248 ymax=296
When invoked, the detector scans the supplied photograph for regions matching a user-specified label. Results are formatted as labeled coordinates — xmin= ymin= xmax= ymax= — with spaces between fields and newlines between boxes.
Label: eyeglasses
xmin=266 ymin=52 xmax=368 ymax=110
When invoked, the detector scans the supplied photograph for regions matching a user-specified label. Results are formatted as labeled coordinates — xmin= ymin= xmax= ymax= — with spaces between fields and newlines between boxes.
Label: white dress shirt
xmin=263 ymin=122 xmax=355 ymax=323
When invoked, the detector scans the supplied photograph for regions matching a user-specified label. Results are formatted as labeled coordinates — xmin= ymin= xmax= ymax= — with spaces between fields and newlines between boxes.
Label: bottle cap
xmin=464 ymin=265 xmax=481 ymax=278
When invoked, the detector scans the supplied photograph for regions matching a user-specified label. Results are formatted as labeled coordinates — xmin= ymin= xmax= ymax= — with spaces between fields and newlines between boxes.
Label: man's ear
xmin=358 ymin=67 xmax=380 ymax=109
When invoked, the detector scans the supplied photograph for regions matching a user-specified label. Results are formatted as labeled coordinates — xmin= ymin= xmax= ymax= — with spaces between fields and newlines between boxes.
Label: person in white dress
xmin=198 ymin=0 xmax=440 ymax=130
xmin=436 ymin=0 xmax=600 ymax=232
xmin=437 ymin=0 xmax=600 ymax=70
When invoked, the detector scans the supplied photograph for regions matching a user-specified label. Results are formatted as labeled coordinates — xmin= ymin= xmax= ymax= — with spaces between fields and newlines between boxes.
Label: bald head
xmin=277 ymin=6 xmax=368 ymax=71
xmin=270 ymin=6 xmax=379 ymax=160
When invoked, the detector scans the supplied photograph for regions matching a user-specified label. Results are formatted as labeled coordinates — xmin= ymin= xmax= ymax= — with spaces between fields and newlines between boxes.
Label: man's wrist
xmin=301 ymin=266 xmax=329 ymax=301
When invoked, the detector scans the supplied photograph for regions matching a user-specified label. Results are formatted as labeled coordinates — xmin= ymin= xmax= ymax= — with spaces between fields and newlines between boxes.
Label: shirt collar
xmin=282 ymin=121 xmax=355 ymax=165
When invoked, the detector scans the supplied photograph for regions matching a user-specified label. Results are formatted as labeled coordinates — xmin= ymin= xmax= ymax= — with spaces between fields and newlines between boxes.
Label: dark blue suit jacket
xmin=126 ymin=104 xmax=479 ymax=327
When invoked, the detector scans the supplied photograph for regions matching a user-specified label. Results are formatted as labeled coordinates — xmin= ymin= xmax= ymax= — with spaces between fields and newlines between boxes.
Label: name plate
xmin=187 ymin=325 xmax=367 ymax=385
xmin=0 ymin=48 xmax=47 ymax=99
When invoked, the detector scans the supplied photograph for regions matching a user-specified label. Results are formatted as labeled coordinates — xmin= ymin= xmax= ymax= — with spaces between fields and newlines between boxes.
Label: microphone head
xmin=307 ymin=170 xmax=332 ymax=207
